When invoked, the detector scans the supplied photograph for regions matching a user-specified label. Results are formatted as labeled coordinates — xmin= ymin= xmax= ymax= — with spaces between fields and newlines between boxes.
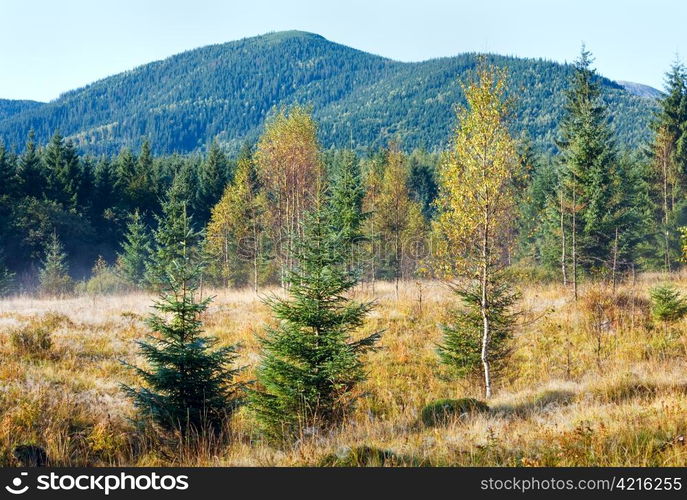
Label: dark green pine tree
xmin=249 ymin=198 xmax=381 ymax=442
xmin=328 ymin=150 xmax=367 ymax=267
xmin=38 ymin=232 xmax=73 ymax=296
xmin=197 ymin=141 xmax=229 ymax=223
xmin=556 ymin=47 xmax=626 ymax=283
xmin=16 ymin=131 xmax=45 ymax=199
xmin=117 ymin=211 xmax=152 ymax=288
xmin=123 ymin=206 xmax=241 ymax=433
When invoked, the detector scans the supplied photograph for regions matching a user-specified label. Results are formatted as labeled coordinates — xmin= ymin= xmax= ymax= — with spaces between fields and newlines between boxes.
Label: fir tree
xmin=38 ymin=232 xmax=73 ymax=296
xmin=17 ymin=131 xmax=45 ymax=199
xmin=556 ymin=47 xmax=625 ymax=293
xmin=648 ymin=60 xmax=687 ymax=271
xmin=43 ymin=132 xmax=83 ymax=208
xmin=328 ymin=150 xmax=366 ymax=269
xmin=438 ymin=281 xmax=517 ymax=380
xmin=123 ymin=210 xmax=241 ymax=433
xmin=117 ymin=211 xmax=152 ymax=288
xmin=658 ymin=60 xmax=687 ymax=183
xmin=57 ymin=139 xmax=82 ymax=209
xmin=249 ymin=199 xmax=381 ymax=442
xmin=197 ymin=141 xmax=229 ymax=223
xmin=146 ymin=176 xmax=200 ymax=287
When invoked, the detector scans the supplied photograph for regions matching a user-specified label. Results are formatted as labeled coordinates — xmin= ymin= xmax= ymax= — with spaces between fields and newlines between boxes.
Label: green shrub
xmin=650 ymin=283 xmax=687 ymax=323
xmin=421 ymin=398 xmax=489 ymax=427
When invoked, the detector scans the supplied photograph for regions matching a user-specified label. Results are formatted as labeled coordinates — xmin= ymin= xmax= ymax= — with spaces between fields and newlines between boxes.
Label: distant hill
xmin=0 ymin=99 xmax=44 ymax=122
xmin=0 ymin=31 xmax=658 ymax=155
xmin=617 ymin=80 xmax=663 ymax=99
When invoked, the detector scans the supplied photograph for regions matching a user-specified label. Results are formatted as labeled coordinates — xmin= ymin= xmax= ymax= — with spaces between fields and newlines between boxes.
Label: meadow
xmin=1 ymin=275 xmax=686 ymax=467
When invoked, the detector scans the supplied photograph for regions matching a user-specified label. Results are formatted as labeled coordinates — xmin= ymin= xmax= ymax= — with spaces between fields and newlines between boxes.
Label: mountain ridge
xmin=0 ymin=30 xmax=658 ymax=155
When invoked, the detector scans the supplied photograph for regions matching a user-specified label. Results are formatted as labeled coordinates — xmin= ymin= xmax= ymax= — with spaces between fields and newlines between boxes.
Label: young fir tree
xmin=434 ymin=64 xmax=520 ymax=398
xmin=116 ymin=210 xmax=152 ymax=288
xmin=38 ymin=232 xmax=73 ymax=296
xmin=438 ymin=281 xmax=517 ymax=381
xmin=123 ymin=205 xmax=241 ymax=433
xmin=249 ymin=198 xmax=381 ymax=442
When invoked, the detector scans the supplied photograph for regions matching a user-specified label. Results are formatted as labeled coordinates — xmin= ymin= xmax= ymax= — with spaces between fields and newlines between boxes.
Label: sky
xmin=1 ymin=0 xmax=685 ymax=102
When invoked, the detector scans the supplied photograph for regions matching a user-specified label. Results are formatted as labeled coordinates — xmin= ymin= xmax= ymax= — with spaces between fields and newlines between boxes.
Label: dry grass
xmin=1 ymin=276 xmax=687 ymax=466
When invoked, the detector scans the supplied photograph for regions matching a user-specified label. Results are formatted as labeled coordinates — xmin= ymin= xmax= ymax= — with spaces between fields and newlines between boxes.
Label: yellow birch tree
xmin=434 ymin=64 xmax=519 ymax=398
xmin=255 ymin=106 xmax=322 ymax=285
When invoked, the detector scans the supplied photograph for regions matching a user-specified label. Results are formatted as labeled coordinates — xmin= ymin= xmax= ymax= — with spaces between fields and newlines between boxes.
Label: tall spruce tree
xmin=556 ymin=47 xmax=625 ymax=293
xmin=123 ymin=205 xmax=241 ymax=433
xmin=117 ymin=211 xmax=152 ymax=288
xmin=147 ymin=176 xmax=200 ymax=287
xmin=249 ymin=198 xmax=381 ymax=442
xmin=43 ymin=132 xmax=83 ymax=208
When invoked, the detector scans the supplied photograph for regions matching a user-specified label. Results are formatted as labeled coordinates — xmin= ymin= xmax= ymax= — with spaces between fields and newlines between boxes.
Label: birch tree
xmin=256 ymin=106 xmax=322 ymax=286
xmin=435 ymin=64 xmax=519 ymax=398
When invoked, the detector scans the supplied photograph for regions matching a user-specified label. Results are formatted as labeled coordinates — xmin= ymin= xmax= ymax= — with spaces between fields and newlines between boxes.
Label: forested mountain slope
xmin=0 ymin=99 xmax=44 ymax=122
xmin=0 ymin=30 xmax=657 ymax=154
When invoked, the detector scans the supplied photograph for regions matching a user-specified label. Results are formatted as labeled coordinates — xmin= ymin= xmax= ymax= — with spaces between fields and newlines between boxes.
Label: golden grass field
xmin=1 ymin=275 xmax=687 ymax=466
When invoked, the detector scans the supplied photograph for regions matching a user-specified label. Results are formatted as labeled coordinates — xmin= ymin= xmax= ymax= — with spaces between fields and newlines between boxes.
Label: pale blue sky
xmin=1 ymin=0 xmax=684 ymax=102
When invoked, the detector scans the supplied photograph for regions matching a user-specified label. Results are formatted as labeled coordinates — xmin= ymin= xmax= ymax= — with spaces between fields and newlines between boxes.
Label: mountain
xmin=0 ymin=31 xmax=658 ymax=155
xmin=617 ymin=80 xmax=663 ymax=99
xmin=0 ymin=99 xmax=44 ymax=122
